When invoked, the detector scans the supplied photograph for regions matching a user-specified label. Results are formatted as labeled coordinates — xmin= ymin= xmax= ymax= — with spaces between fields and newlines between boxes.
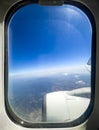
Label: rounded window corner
xmin=4 ymin=0 xmax=96 ymax=128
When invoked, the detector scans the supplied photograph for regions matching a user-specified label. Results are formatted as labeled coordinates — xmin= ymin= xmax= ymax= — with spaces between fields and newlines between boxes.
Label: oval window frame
xmin=4 ymin=0 xmax=96 ymax=128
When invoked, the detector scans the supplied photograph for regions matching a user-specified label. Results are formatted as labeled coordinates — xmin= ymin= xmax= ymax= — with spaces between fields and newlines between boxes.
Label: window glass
xmin=7 ymin=3 xmax=93 ymax=125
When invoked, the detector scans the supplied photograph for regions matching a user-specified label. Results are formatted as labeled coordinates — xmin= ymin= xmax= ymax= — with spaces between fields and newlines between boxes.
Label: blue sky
xmin=8 ymin=4 xmax=92 ymax=74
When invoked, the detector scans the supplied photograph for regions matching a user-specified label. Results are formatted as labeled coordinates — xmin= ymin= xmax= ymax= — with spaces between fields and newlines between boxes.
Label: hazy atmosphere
xmin=8 ymin=4 xmax=92 ymax=123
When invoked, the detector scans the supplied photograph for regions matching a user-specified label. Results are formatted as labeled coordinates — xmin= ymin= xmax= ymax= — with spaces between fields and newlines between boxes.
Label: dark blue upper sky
xmin=8 ymin=4 xmax=92 ymax=73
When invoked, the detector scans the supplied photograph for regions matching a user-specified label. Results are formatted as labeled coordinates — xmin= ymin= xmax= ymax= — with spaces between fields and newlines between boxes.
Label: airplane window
xmin=4 ymin=1 xmax=96 ymax=128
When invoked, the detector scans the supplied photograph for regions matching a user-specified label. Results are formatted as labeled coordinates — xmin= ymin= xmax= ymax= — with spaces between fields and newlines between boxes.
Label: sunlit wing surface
xmin=44 ymin=87 xmax=90 ymax=122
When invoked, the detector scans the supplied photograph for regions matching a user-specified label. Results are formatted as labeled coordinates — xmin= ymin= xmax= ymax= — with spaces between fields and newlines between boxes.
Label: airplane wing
xmin=43 ymin=87 xmax=90 ymax=122
xmin=86 ymin=58 xmax=91 ymax=72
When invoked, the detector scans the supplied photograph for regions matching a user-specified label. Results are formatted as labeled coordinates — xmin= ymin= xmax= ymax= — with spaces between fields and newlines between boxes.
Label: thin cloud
xmin=75 ymin=80 xmax=86 ymax=85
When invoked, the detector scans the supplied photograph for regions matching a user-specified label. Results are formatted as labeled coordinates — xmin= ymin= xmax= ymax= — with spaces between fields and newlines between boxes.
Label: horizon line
xmin=9 ymin=65 xmax=90 ymax=78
